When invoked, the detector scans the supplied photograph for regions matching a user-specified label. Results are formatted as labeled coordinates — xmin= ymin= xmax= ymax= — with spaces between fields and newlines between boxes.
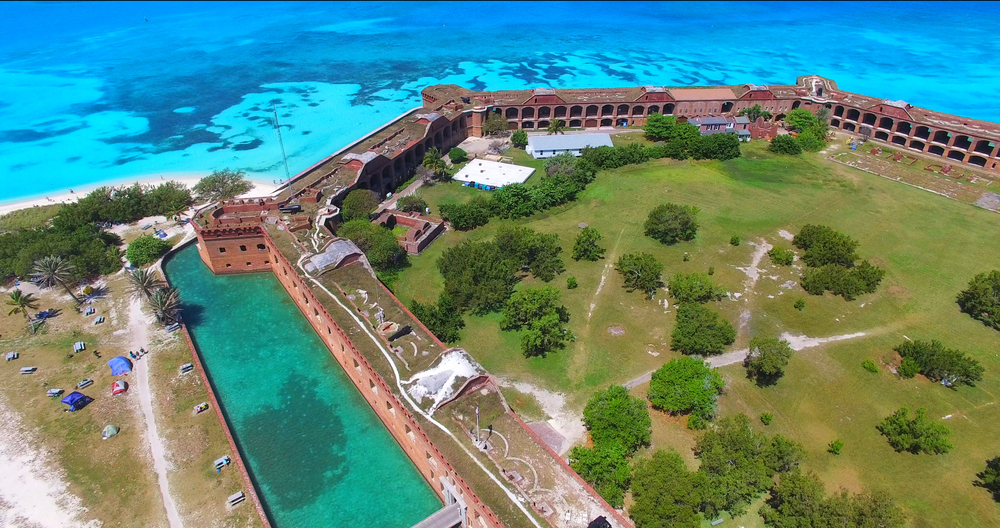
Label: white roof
xmin=453 ymin=160 xmax=535 ymax=188
xmin=526 ymin=133 xmax=613 ymax=152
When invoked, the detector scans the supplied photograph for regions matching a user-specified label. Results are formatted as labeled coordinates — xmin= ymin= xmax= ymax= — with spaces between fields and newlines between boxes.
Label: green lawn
xmin=395 ymin=140 xmax=1000 ymax=526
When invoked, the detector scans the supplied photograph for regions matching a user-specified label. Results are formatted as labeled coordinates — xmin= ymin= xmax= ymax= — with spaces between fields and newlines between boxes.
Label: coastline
xmin=0 ymin=172 xmax=280 ymax=216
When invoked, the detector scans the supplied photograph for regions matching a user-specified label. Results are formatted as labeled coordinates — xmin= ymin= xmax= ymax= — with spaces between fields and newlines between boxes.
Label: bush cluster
xmin=648 ymin=357 xmax=724 ymax=419
xmin=340 ymin=189 xmax=380 ymax=222
xmin=893 ymin=339 xmax=984 ymax=387
xmin=877 ymin=407 xmax=952 ymax=454
xmin=337 ymin=219 xmax=408 ymax=271
xmin=500 ymin=286 xmax=571 ymax=357
xmin=126 ymin=235 xmax=172 ymax=267
xmin=671 ymin=302 xmax=737 ymax=355
xmin=58 ymin=181 xmax=193 ymax=226
xmin=793 ymin=224 xmax=885 ymax=300
xmin=644 ymin=203 xmax=699 ymax=245
xmin=957 ymin=270 xmax=1000 ymax=330
xmin=395 ymin=194 xmax=428 ymax=213
xmin=668 ymin=272 xmax=726 ymax=303
xmin=615 ymin=252 xmax=664 ymax=299
xmin=409 ymin=294 xmax=465 ymax=344
xmin=641 ymin=114 xmax=743 ymax=161
xmin=767 ymin=246 xmax=794 ymax=266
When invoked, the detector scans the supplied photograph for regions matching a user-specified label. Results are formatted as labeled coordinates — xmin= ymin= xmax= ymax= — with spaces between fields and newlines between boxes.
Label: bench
xmin=77 ymin=378 xmax=94 ymax=389
xmin=46 ymin=389 xmax=64 ymax=397
xmin=20 ymin=367 xmax=37 ymax=374
xmin=227 ymin=491 xmax=246 ymax=508
xmin=179 ymin=363 xmax=194 ymax=374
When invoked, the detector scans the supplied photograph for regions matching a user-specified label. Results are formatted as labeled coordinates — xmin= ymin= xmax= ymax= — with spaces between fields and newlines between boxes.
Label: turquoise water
xmin=163 ymin=243 xmax=440 ymax=527
xmin=2 ymin=1 xmax=999 ymax=201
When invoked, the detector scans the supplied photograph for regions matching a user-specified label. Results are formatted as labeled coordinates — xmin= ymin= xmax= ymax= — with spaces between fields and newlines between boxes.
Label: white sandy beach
xmin=0 ymin=172 xmax=281 ymax=216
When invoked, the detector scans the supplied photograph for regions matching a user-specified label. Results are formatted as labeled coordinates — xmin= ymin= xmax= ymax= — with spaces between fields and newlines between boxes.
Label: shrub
xmin=494 ymin=226 xmax=564 ymax=282
xmin=893 ymin=339 xmax=983 ymax=387
xmin=582 ymin=385 xmax=651 ymax=455
xmin=877 ymin=407 xmax=952 ymax=454
xmin=862 ymin=359 xmax=879 ymax=373
xmin=337 ymin=220 xmax=408 ymax=271
xmin=82 ymin=285 xmax=94 ymax=295
xmin=340 ymin=189 xmax=380 ymax=222
xmin=671 ymin=303 xmax=736 ymax=356
xmin=793 ymin=224 xmax=859 ymax=268
xmin=126 ymin=235 xmax=172 ymax=267
xmin=694 ymin=132 xmax=742 ymax=161
xmin=730 ymin=235 xmax=741 ymax=246
xmin=492 ymin=183 xmax=535 ymax=219
xmin=572 ymin=227 xmax=605 ymax=261
xmin=410 ymin=294 xmax=465 ymax=344
xmin=768 ymin=134 xmax=802 ymax=155
xmin=828 ymin=439 xmax=844 ymax=455
xmin=897 ymin=357 xmax=920 ymax=378
xmin=797 ymin=128 xmax=826 ymax=151
xmin=744 ymin=336 xmax=794 ymax=386
xmin=975 ymin=456 xmax=1000 ymax=503
xmin=568 ymin=443 xmax=631 ymax=508
xmin=794 ymin=299 xmax=806 ymax=311
xmin=642 ymin=113 xmax=677 ymax=141
xmin=800 ymin=261 xmax=885 ymax=300
xmin=629 ymin=451 xmax=703 ymax=528
xmin=438 ymin=196 xmax=492 ymax=231
xmin=447 ymin=147 xmax=467 ymax=163
xmin=784 ymin=108 xmax=818 ymax=132
xmin=957 ymin=270 xmax=1000 ymax=330
xmin=192 ymin=169 xmax=253 ymax=202
xmin=682 ymin=252 xmax=690 ymax=262
xmin=566 ymin=276 xmax=578 ymax=289
xmin=760 ymin=412 xmax=774 ymax=425
xmin=707 ymin=266 xmax=715 ymax=276
xmin=687 ymin=415 xmax=707 ymax=430
xmin=395 ymin=194 xmax=428 ymax=213
xmin=644 ymin=203 xmax=699 ymax=245
xmin=437 ymin=240 xmax=520 ymax=315
xmin=511 ymin=129 xmax=528 ymax=148
xmin=648 ymin=357 xmax=724 ymax=419
xmin=768 ymin=246 xmax=795 ymax=266
xmin=668 ymin=272 xmax=726 ymax=303
xmin=615 ymin=252 xmax=664 ymax=299
xmin=500 ymin=286 xmax=571 ymax=357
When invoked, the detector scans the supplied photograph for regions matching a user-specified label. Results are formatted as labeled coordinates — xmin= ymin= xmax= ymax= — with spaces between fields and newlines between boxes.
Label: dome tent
xmin=111 ymin=380 xmax=128 ymax=396
xmin=107 ymin=356 xmax=132 ymax=376
xmin=60 ymin=391 xmax=93 ymax=412
xmin=102 ymin=425 xmax=120 ymax=439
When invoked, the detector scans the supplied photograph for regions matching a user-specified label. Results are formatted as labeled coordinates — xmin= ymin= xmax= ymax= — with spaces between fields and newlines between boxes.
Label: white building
xmin=525 ymin=133 xmax=614 ymax=159
xmin=453 ymin=159 xmax=536 ymax=190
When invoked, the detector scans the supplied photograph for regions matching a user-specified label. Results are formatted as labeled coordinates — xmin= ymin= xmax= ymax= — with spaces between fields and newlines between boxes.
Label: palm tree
xmin=547 ymin=118 xmax=566 ymax=135
xmin=6 ymin=289 xmax=40 ymax=332
xmin=127 ymin=268 xmax=165 ymax=301
xmin=422 ymin=147 xmax=447 ymax=178
xmin=31 ymin=255 xmax=80 ymax=303
xmin=146 ymin=286 xmax=181 ymax=324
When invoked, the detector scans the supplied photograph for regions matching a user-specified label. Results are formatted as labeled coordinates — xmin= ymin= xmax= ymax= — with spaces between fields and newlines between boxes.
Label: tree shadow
xmin=178 ymin=302 xmax=205 ymax=326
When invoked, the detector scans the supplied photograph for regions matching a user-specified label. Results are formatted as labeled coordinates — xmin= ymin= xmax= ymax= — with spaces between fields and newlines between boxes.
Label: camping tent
xmin=111 ymin=380 xmax=128 ymax=396
xmin=102 ymin=425 xmax=120 ymax=440
xmin=107 ymin=356 xmax=133 ymax=376
xmin=60 ymin=391 xmax=93 ymax=412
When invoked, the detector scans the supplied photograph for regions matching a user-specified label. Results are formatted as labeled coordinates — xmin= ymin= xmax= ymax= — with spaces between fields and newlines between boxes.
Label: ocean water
xmin=163 ymin=244 xmax=441 ymax=528
xmin=2 ymin=1 xmax=999 ymax=201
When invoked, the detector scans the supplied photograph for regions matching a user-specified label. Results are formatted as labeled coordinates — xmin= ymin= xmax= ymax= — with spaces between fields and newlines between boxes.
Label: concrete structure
xmin=373 ymin=209 xmax=446 ymax=254
xmin=452 ymin=159 xmax=535 ymax=189
xmin=525 ymin=133 xmax=614 ymax=159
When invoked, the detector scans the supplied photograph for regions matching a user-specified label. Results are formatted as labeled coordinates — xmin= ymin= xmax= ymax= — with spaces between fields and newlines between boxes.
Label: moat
xmin=164 ymin=244 xmax=440 ymax=527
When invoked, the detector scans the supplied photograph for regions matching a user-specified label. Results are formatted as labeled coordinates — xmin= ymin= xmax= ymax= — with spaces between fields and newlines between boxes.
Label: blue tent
xmin=107 ymin=356 xmax=133 ymax=376
xmin=61 ymin=391 xmax=93 ymax=412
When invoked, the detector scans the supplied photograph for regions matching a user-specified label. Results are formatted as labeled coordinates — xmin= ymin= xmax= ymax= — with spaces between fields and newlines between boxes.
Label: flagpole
xmin=475 ymin=405 xmax=480 ymax=446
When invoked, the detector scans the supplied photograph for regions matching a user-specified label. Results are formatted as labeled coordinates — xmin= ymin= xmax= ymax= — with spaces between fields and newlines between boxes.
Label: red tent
xmin=111 ymin=380 xmax=128 ymax=396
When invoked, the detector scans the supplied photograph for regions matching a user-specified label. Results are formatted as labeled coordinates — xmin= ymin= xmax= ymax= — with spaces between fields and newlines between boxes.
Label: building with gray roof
xmin=525 ymin=133 xmax=614 ymax=159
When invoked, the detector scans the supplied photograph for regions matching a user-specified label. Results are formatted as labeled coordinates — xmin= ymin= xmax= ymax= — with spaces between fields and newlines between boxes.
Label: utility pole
xmin=272 ymin=103 xmax=292 ymax=196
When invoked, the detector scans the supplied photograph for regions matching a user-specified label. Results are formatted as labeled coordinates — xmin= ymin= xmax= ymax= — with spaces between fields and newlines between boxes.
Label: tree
xmin=648 ymin=357 xmax=724 ymax=419
xmin=492 ymin=183 xmax=535 ymax=219
xmin=615 ymin=252 xmax=664 ymax=299
xmin=671 ymin=303 xmax=736 ymax=356
xmin=340 ymin=189 xmax=380 ymax=222
xmin=668 ymin=272 xmax=726 ymax=303
xmin=482 ymin=111 xmax=508 ymax=136
xmin=667 ymin=122 xmax=703 ymax=156
xmin=767 ymin=246 xmax=795 ymax=266
xmin=126 ymin=268 xmax=165 ymax=301
xmin=744 ymin=336 xmax=795 ymax=386
xmin=644 ymin=203 xmax=699 ymax=245
xmin=546 ymin=118 xmax=566 ymax=135
xmin=192 ymin=169 xmax=254 ymax=202
xmin=975 ymin=456 xmax=1000 ymax=503
xmin=877 ymin=407 xmax=952 ymax=454
xmin=893 ymin=339 xmax=983 ymax=387
xmin=643 ymin=113 xmax=677 ymax=141
xmin=760 ymin=471 xmax=905 ymax=528
xmin=793 ymin=224 xmax=859 ymax=268
xmin=447 ymin=147 xmax=467 ymax=163
xmin=500 ymin=286 xmax=570 ymax=357
xmin=629 ymin=450 xmax=705 ymax=528
xmin=511 ymin=129 xmax=528 ymax=148
xmin=494 ymin=226 xmax=565 ymax=282
xmin=572 ymin=227 xmax=605 ymax=261
xmin=696 ymin=414 xmax=801 ymax=518
xmin=694 ymin=133 xmax=742 ymax=161
xmin=739 ymin=104 xmax=772 ymax=122
xmin=147 ymin=286 xmax=181 ymax=324
xmin=438 ymin=240 xmax=520 ymax=315
xmin=395 ymin=194 xmax=428 ymax=213
xmin=6 ymin=288 xmax=39 ymax=329
xmin=337 ymin=220 xmax=408 ymax=271
xmin=768 ymin=134 xmax=802 ymax=155
xmin=582 ymin=385 xmax=651 ymax=455
xmin=569 ymin=443 xmax=632 ymax=508
xmin=784 ymin=108 xmax=818 ymax=132
xmin=957 ymin=270 xmax=1000 ymax=330
xmin=410 ymin=293 xmax=465 ymax=344
xmin=439 ymin=196 xmax=492 ymax=230
xmin=422 ymin=147 xmax=447 ymax=178
xmin=126 ymin=235 xmax=172 ymax=267
xmin=31 ymin=255 xmax=80 ymax=303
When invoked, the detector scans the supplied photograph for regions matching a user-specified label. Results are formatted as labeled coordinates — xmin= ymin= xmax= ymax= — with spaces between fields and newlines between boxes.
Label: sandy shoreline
xmin=0 ymin=172 xmax=281 ymax=216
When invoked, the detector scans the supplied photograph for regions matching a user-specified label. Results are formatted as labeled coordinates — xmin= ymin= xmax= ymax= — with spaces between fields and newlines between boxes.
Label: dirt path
xmin=128 ymin=298 xmax=183 ymax=528
xmin=587 ymin=227 xmax=627 ymax=320
xmin=496 ymin=379 xmax=585 ymax=455
xmin=705 ymin=330 xmax=870 ymax=368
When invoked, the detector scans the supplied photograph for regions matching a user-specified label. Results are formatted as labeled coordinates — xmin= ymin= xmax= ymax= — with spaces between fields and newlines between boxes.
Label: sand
xmin=0 ymin=172 xmax=280 ymax=216
xmin=0 ymin=398 xmax=101 ymax=528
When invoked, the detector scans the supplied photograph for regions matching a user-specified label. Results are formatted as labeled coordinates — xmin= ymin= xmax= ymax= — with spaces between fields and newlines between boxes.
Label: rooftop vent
xmin=643 ymin=85 xmax=666 ymax=93
xmin=883 ymin=99 xmax=910 ymax=109
xmin=748 ymin=84 xmax=769 ymax=91
xmin=533 ymin=87 xmax=556 ymax=95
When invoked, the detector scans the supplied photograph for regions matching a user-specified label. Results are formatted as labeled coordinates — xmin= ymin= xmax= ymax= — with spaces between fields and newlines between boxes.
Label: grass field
xmin=395 ymin=140 xmax=1000 ymax=526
